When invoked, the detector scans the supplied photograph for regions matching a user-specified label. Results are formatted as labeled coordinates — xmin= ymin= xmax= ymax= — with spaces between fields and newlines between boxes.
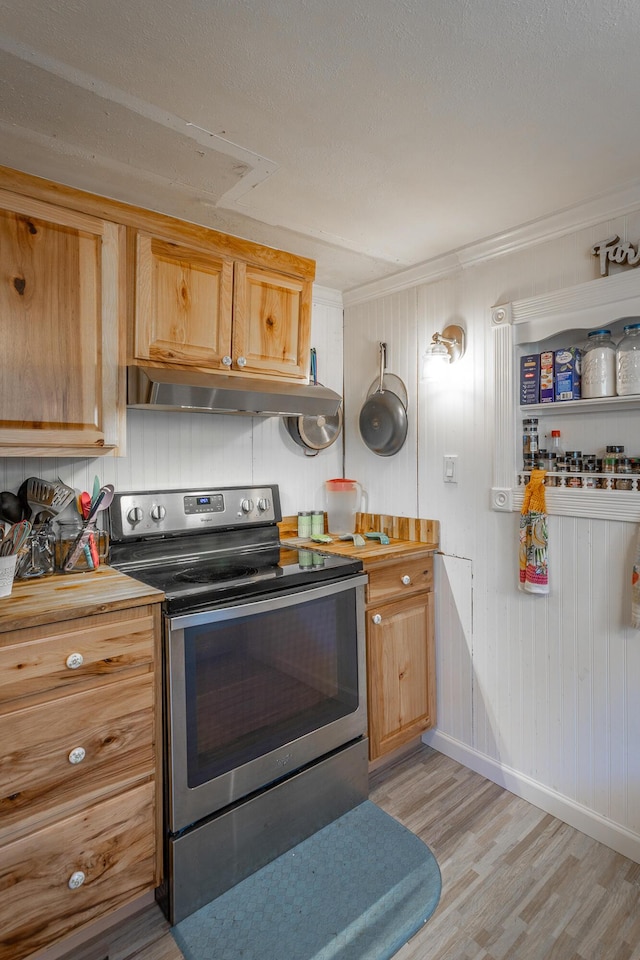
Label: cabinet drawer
xmin=0 ymin=608 xmax=155 ymax=706
xmin=0 ymin=781 xmax=156 ymax=960
xmin=0 ymin=673 xmax=154 ymax=840
xmin=366 ymin=556 xmax=433 ymax=605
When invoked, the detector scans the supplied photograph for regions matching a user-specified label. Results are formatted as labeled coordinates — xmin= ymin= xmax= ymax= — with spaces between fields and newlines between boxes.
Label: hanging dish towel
xmin=632 ymin=526 xmax=640 ymax=629
xmin=519 ymin=469 xmax=549 ymax=594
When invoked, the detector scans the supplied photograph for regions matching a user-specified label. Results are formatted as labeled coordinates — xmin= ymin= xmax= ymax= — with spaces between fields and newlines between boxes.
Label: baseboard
xmin=422 ymin=730 xmax=640 ymax=864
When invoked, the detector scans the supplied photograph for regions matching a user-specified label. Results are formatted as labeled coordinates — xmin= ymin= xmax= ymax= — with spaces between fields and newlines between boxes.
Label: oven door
xmin=165 ymin=574 xmax=368 ymax=834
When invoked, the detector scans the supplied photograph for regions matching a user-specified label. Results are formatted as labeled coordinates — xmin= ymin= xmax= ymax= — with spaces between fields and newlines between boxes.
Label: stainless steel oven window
xmin=166 ymin=576 xmax=368 ymax=833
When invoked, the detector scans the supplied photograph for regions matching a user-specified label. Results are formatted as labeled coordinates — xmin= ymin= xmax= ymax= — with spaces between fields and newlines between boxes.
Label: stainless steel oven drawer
xmin=164 ymin=737 xmax=369 ymax=925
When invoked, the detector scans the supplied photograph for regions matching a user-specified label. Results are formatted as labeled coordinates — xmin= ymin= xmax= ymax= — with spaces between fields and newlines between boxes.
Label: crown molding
xmin=344 ymin=181 xmax=640 ymax=307
xmin=312 ymin=284 xmax=343 ymax=308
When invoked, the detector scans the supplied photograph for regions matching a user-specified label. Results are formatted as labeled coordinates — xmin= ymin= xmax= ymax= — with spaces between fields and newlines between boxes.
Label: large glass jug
xmin=325 ymin=478 xmax=363 ymax=535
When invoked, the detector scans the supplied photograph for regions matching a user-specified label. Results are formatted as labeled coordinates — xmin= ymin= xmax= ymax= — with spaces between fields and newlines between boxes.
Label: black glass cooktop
xmin=110 ymin=536 xmax=363 ymax=614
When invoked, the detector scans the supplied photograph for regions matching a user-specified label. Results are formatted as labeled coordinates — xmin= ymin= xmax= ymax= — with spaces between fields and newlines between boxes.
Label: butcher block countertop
xmin=0 ymin=566 xmax=164 ymax=633
xmin=279 ymin=512 xmax=439 ymax=566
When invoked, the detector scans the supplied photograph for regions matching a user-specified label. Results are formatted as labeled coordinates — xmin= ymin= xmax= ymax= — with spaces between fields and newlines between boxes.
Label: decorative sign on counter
xmin=592 ymin=235 xmax=640 ymax=275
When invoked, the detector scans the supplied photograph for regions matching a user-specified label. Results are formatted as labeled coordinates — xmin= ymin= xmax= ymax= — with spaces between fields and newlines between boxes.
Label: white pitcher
xmin=325 ymin=478 xmax=364 ymax=535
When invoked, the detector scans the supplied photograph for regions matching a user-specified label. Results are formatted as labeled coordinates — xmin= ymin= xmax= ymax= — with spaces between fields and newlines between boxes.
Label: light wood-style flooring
xmin=60 ymin=744 xmax=640 ymax=960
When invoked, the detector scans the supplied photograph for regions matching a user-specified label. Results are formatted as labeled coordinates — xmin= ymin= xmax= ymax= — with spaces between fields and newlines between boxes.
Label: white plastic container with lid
xmin=616 ymin=320 xmax=640 ymax=395
xmin=581 ymin=329 xmax=616 ymax=398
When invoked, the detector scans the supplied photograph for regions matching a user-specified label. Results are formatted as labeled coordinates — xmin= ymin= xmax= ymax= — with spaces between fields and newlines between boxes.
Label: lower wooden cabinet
xmin=0 ymin=588 xmax=162 ymax=960
xmin=0 ymin=783 xmax=155 ymax=960
xmin=365 ymin=554 xmax=436 ymax=761
xmin=0 ymin=672 xmax=154 ymax=837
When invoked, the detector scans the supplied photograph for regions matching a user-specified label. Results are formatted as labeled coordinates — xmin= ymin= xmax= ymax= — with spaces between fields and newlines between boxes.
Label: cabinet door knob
xmin=401 ymin=574 xmax=411 ymax=585
xmin=222 ymin=355 xmax=232 ymax=367
xmin=236 ymin=356 xmax=247 ymax=367
xmin=372 ymin=614 xmax=382 ymax=624
xmin=68 ymin=747 xmax=86 ymax=765
xmin=68 ymin=871 xmax=86 ymax=890
xmin=65 ymin=652 xmax=84 ymax=670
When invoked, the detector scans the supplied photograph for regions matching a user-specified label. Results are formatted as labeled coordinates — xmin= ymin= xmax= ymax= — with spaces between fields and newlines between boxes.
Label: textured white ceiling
xmin=1 ymin=0 xmax=640 ymax=290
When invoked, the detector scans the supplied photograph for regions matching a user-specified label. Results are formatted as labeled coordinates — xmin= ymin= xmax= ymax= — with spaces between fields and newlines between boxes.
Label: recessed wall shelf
xmin=491 ymin=269 xmax=640 ymax=522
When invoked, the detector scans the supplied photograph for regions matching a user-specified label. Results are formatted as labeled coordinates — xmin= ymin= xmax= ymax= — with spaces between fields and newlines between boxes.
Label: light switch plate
xmin=443 ymin=454 xmax=458 ymax=483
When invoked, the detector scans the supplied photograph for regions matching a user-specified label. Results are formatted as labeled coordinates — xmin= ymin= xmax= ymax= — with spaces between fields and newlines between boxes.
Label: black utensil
xmin=17 ymin=479 xmax=32 ymax=520
xmin=0 ymin=491 xmax=25 ymax=523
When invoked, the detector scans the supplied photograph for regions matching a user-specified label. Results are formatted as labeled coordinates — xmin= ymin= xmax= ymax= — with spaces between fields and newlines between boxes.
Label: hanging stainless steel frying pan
xmin=358 ymin=342 xmax=408 ymax=457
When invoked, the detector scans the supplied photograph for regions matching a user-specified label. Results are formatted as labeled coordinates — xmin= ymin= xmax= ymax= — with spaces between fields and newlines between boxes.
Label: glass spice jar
xmin=522 ymin=418 xmax=539 ymax=459
xmin=583 ymin=462 xmax=598 ymax=489
xmin=602 ymin=446 xmax=623 ymax=473
xmin=614 ymin=458 xmax=634 ymax=490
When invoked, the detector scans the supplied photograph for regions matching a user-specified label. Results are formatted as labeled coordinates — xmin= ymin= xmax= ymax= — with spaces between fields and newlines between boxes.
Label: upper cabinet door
xmin=134 ymin=233 xmax=234 ymax=368
xmin=0 ymin=190 xmax=124 ymax=456
xmin=232 ymin=263 xmax=312 ymax=380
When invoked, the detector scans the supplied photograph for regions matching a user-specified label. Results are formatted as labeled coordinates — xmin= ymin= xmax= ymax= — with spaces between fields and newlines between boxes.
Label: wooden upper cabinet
xmin=0 ymin=188 xmax=124 ymax=456
xmin=233 ymin=262 xmax=311 ymax=379
xmin=132 ymin=230 xmax=313 ymax=381
xmin=134 ymin=233 xmax=234 ymax=367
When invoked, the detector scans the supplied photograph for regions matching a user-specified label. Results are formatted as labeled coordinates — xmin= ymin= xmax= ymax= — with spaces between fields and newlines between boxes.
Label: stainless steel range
xmin=108 ymin=485 xmax=369 ymax=924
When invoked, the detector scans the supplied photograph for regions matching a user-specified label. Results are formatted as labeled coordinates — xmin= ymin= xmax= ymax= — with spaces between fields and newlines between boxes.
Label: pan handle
xmin=378 ymin=342 xmax=387 ymax=393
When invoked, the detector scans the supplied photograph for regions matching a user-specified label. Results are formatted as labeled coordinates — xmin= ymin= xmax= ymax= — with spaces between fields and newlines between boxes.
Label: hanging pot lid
xmin=366 ymin=372 xmax=408 ymax=410
xmin=286 ymin=405 xmax=343 ymax=454
xmin=285 ymin=348 xmax=343 ymax=456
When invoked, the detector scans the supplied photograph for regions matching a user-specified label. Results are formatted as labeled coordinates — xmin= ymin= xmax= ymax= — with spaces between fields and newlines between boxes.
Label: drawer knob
xmin=68 ymin=871 xmax=86 ymax=890
xmin=65 ymin=652 xmax=84 ymax=670
xmin=372 ymin=614 xmax=382 ymax=625
xmin=401 ymin=575 xmax=412 ymax=585
xmin=68 ymin=747 xmax=86 ymax=765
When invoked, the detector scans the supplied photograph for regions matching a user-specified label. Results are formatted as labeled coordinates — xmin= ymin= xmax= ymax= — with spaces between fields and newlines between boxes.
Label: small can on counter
xmin=297 ymin=511 xmax=312 ymax=538
xmin=311 ymin=511 xmax=325 ymax=536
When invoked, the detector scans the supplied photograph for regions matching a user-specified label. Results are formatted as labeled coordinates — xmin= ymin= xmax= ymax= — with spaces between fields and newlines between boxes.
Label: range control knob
xmin=257 ymin=497 xmax=271 ymax=512
xmin=150 ymin=505 xmax=166 ymax=521
xmin=127 ymin=507 xmax=143 ymax=525
xmin=240 ymin=498 xmax=254 ymax=514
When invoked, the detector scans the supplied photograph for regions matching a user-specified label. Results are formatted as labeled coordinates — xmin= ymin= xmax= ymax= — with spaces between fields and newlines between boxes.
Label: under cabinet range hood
xmin=127 ymin=366 xmax=342 ymax=418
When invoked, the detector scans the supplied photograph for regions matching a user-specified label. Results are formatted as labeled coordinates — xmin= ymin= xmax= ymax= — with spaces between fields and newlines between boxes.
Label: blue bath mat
xmin=171 ymin=800 xmax=441 ymax=960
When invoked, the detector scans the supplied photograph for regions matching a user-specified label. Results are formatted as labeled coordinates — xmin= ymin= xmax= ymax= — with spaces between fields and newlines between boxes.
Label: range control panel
xmin=108 ymin=485 xmax=282 ymax=541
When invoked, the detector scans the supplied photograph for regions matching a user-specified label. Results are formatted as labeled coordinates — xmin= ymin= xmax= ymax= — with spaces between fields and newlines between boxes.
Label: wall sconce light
xmin=421 ymin=324 xmax=466 ymax=380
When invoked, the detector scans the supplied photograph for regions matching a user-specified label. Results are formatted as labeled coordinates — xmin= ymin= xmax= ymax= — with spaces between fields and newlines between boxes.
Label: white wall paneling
xmin=344 ymin=208 xmax=640 ymax=862
xmin=434 ymin=553 xmax=473 ymax=746
xmin=343 ymin=289 xmax=419 ymax=516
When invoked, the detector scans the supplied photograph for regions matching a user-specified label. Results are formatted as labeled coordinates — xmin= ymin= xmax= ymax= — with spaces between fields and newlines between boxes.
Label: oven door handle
xmin=168 ymin=573 xmax=369 ymax=631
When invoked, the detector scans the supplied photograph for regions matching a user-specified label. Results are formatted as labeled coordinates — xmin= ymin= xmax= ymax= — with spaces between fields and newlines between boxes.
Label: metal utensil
xmin=358 ymin=343 xmax=408 ymax=457
xmin=25 ymin=476 xmax=76 ymax=519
